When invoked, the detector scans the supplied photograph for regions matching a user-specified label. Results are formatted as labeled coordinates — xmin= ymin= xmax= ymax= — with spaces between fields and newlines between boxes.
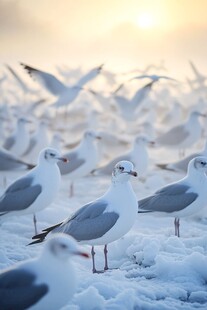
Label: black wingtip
xmin=20 ymin=63 xmax=38 ymax=77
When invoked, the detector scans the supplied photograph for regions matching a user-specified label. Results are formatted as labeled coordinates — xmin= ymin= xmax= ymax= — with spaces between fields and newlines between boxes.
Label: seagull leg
xmin=174 ymin=218 xmax=180 ymax=237
xmin=70 ymin=182 xmax=74 ymax=197
xmin=33 ymin=214 xmax=38 ymax=235
xmin=104 ymin=244 xmax=109 ymax=271
xmin=177 ymin=218 xmax=180 ymax=237
xmin=91 ymin=246 xmax=97 ymax=273
xmin=174 ymin=218 xmax=177 ymax=236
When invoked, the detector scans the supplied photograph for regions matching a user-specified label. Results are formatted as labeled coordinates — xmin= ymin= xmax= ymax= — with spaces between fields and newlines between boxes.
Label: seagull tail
xmin=138 ymin=209 xmax=153 ymax=214
xmin=28 ymin=222 xmax=63 ymax=245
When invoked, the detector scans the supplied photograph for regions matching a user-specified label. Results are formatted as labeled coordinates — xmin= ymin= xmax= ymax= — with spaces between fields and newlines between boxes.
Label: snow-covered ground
xmin=0 ymin=66 xmax=207 ymax=309
xmin=0 ymin=145 xmax=207 ymax=310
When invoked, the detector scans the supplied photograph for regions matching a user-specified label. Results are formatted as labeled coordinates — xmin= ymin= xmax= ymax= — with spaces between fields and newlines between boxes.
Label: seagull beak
xmin=57 ymin=157 xmax=68 ymax=163
xmin=75 ymin=251 xmax=90 ymax=258
xmin=128 ymin=170 xmax=138 ymax=177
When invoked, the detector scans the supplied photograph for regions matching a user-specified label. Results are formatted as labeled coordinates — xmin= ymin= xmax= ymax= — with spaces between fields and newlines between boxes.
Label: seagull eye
xmin=119 ymin=166 xmax=124 ymax=171
xmin=50 ymin=153 xmax=55 ymax=157
xmin=60 ymin=243 xmax=67 ymax=249
xmin=201 ymin=161 xmax=206 ymax=165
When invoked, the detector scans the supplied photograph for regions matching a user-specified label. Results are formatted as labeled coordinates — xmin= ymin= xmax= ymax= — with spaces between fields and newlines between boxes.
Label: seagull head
xmin=191 ymin=110 xmax=206 ymax=118
xmin=135 ymin=135 xmax=155 ymax=146
xmin=44 ymin=233 xmax=89 ymax=261
xmin=84 ymin=130 xmax=101 ymax=141
xmin=112 ymin=160 xmax=138 ymax=182
xmin=39 ymin=147 xmax=68 ymax=164
xmin=188 ymin=156 xmax=207 ymax=175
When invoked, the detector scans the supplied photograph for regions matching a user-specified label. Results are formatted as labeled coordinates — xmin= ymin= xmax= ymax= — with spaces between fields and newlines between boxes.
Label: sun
xmin=137 ymin=12 xmax=155 ymax=29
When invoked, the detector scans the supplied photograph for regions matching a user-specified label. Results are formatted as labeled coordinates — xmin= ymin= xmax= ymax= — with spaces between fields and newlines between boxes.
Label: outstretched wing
xmin=21 ymin=63 xmax=68 ymax=96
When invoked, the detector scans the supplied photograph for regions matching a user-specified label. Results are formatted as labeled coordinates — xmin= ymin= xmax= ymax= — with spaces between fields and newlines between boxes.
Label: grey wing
xmin=156 ymin=125 xmax=189 ymax=145
xmin=132 ymin=82 xmax=153 ymax=104
xmin=21 ymin=64 xmax=68 ymax=95
xmin=114 ymin=95 xmax=129 ymax=105
xmin=53 ymin=200 xmax=119 ymax=241
xmin=3 ymin=136 xmax=15 ymax=150
xmin=0 ymin=149 xmax=26 ymax=170
xmin=139 ymin=184 xmax=198 ymax=213
xmin=0 ymin=268 xmax=48 ymax=310
xmin=171 ymin=153 xmax=199 ymax=172
xmin=58 ymin=151 xmax=85 ymax=175
xmin=0 ymin=176 xmax=42 ymax=213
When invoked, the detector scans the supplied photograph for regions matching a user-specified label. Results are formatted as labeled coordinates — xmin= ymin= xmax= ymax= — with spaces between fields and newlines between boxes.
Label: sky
xmin=1 ymin=0 xmax=207 ymax=74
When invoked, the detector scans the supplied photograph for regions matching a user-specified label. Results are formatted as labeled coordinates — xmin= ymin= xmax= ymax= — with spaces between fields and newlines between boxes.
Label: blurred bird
xmin=157 ymin=140 xmax=207 ymax=173
xmin=93 ymin=135 xmax=153 ymax=178
xmin=113 ymin=81 xmax=155 ymax=121
xmin=58 ymin=130 xmax=101 ymax=197
xmin=0 ymin=234 xmax=89 ymax=310
xmin=21 ymin=63 xmax=103 ymax=108
xmin=3 ymin=117 xmax=31 ymax=157
xmin=155 ymin=110 xmax=206 ymax=157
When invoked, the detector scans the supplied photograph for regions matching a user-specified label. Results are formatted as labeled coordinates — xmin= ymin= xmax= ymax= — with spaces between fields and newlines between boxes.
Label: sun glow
xmin=137 ymin=12 xmax=156 ymax=29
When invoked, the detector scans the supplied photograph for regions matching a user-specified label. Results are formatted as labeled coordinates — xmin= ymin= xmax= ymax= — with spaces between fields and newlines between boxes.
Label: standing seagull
xmin=138 ymin=156 xmax=207 ymax=237
xmin=58 ymin=130 xmax=101 ymax=197
xmin=0 ymin=233 xmax=89 ymax=310
xmin=0 ymin=148 xmax=67 ymax=234
xmin=155 ymin=110 xmax=206 ymax=157
xmin=3 ymin=117 xmax=31 ymax=157
xmin=157 ymin=140 xmax=207 ymax=173
xmin=30 ymin=161 xmax=138 ymax=273
xmin=93 ymin=135 xmax=153 ymax=177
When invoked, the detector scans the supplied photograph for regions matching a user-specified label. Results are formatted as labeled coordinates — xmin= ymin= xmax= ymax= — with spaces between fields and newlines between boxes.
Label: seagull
xmin=157 ymin=141 xmax=207 ymax=173
xmin=23 ymin=120 xmax=50 ymax=164
xmin=93 ymin=135 xmax=154 ymax=177
xmin=30 ymin=161 xmax=138 ymax=273
xmin=3 ymin=117 xmax=31 ymax=157
xmin=58 ymin=130 xmax=101 ymax=197
xmin=21 ymin=63 xmax=103 ymax=108
xmin=113 ymin=81 xmax=155 ymax=121
xmin=0 ymin=233 xmax=89 ymax=310
xmin=131 ymin=74 xmax=177 ymax=82
xmin=155 ymin=110 xmax=206 ymax=156
xmin=138 ymin=156 xmax=207 ymax=237
xmin=0 ymin=148 xmax=67 ymax=234
xmin=0 ymin=147 xmax=34 ymax=171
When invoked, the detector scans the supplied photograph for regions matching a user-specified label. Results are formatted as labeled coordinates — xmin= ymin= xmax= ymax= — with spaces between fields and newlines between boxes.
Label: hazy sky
xmin=1 ymin=0 xmax=207 ymax=74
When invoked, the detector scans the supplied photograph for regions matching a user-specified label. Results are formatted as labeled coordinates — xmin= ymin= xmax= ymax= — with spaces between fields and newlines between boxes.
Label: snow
xmin=1 ymin=70 xmax=207 ymax=309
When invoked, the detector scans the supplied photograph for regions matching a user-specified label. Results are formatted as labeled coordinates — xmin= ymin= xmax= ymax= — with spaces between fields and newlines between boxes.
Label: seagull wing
xmin=54 ymin=200 xmax=119 ymax=241
xmin=139 ymin=183 xmax=198 ymax=213
xmin=0 ymin=176 xmax=42 ymax=213
xmin=21 ymin=63 xmax=68 ymax=96
xmin=0 ymin=268 xmax=48 ymax=310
